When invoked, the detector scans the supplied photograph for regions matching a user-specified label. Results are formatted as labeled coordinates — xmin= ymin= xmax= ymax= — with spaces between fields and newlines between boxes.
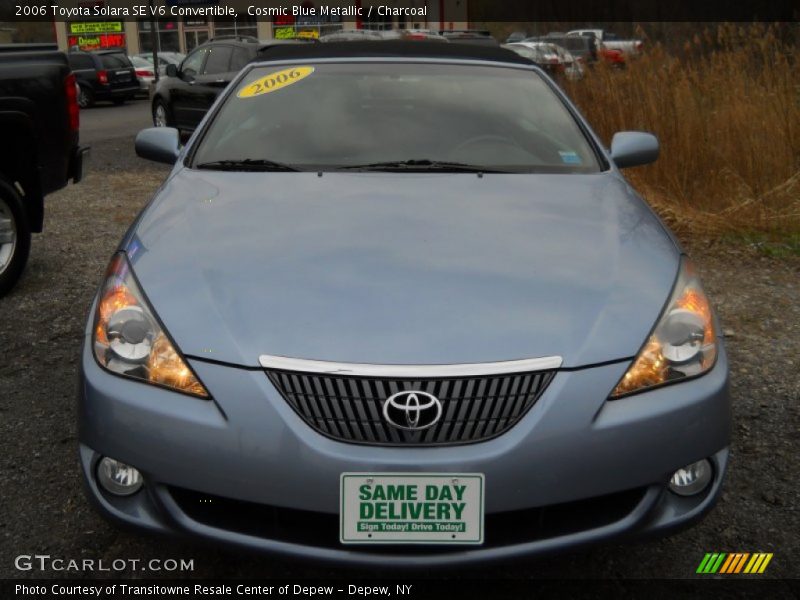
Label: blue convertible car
xmin=78 ymin=42 xmax=730 ymax=566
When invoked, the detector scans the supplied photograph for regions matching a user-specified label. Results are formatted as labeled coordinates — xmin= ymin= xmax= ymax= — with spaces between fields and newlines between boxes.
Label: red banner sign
xmin=68 ymin=32 xmax=126 ymax=50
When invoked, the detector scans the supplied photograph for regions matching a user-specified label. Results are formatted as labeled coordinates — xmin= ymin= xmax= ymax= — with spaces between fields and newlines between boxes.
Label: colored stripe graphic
xmin=753 ymin=554 xmax=767 ymax=573
xmin=701 ymin=553 xmax=773 ymax=574
xmin=719 ymin=554 xmax=736 ymax=574
xmin=728 ymin=553 xmax=746 ymax=573
xmin=744 ymin=554 xmax=760 ymax=573
xmin=710 ymin=553 xmax=726 ymax=573
xmin=758 ymin=554 xmax=773 ymax=573
xmin=734 ymin=553 xmax=750 ymax=573
xmin=697 ymin=553 xmax=713 ymax=574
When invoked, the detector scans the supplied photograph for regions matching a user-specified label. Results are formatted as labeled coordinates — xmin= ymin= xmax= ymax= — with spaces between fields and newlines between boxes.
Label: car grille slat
xmin=437 ymin=379 xmax=458 ymax=443
xmin=265 ymin=368 xmax=556 ymax=446
xmin=323 ymin=377 xmax=350 ymax=439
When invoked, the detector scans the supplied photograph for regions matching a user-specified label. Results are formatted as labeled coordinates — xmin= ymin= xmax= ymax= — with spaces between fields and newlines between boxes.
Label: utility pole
xmin=149 ymin=0 xmax=159 ymax=83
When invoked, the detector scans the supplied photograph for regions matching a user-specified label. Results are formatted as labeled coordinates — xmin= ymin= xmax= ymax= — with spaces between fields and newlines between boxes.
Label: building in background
xmin=52 ymin=0 xmax=468 ymax=55
xmin=0 ymin=21 xmax=57 ymax=44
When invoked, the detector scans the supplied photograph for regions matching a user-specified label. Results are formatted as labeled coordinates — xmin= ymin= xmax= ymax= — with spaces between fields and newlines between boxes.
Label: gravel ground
xmin=0 ymin=136 xmax=798 ymax=581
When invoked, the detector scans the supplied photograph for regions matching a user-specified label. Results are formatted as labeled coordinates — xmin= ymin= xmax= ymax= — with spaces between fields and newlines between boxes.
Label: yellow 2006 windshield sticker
xmin=237 ymin=66 xmax=315 ymax=98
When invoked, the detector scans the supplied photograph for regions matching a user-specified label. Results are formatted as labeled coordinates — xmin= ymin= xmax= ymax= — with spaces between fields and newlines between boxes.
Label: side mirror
xmin=135 ymin=127 xmax=181 ymax=164
xmin=166 ymin=63 xmax=178 ymax=78
xmin=610 ymin=131 xmax=659 ymax=169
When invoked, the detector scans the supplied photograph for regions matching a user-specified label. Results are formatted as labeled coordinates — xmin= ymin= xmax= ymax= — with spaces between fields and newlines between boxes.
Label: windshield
xmin=99 ymin=53 xmax=132 ymax=69
xmin=191 ymin=62 xmax=601 ymax=173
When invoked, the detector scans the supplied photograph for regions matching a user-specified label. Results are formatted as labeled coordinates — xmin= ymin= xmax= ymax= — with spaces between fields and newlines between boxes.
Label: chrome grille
xmin=264 ymin=367 xmax=556 ymax=446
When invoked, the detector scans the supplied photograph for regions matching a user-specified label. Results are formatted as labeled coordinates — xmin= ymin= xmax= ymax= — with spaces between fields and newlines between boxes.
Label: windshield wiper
xmin=195 ymin=159 xmax=298 ymax=172
xmin=338 ymin=159 xmax=508 ymax=173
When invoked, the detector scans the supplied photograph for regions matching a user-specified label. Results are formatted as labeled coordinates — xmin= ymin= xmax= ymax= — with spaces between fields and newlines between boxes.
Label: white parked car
xmin=567 ymin=29 xmax=643 ymax=55
xmin=506 ymin=42 xmax=583 ymax=81
xmin=129 ymin=56 xmax=155 ymax=96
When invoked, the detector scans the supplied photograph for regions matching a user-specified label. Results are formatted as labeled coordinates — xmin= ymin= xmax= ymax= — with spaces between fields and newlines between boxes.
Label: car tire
xmin=0 ymin=177 xmax=31 ymax=298
xmin=152 ymin=99 xmax=173 ymax=128
xmin=77 ymin=85 xmax=94 ymax=108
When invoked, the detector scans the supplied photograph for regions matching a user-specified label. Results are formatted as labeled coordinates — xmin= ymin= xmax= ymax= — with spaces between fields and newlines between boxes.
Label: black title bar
xmin=1 ymin=0 xmax=798 ymax=23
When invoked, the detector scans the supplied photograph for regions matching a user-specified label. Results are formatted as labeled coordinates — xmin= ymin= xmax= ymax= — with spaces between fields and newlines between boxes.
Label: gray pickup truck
xmin=0 ymin=44 xmax=87 ymax=296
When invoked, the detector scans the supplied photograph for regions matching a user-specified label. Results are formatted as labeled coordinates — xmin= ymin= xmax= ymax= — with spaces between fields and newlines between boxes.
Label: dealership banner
xmin=2 ymin=0 xmax=798 ymax=22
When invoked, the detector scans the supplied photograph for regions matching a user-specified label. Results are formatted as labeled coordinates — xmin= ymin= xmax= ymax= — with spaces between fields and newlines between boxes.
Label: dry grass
xmin=562 ymin=24 xmax=800 ymax=237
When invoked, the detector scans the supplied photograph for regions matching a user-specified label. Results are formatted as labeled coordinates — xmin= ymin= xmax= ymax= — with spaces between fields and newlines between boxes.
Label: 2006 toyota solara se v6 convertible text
xmin=78 ymin=42 xmax=731 ymax=566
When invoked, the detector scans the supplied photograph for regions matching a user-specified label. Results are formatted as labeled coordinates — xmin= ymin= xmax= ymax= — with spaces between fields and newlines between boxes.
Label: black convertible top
xmin=255 ymin=40 xmax=533 ymax=66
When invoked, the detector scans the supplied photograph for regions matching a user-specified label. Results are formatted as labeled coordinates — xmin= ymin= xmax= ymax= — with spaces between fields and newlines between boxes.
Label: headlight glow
xmin=93 ymin=253 xmax=209 ymax=398
xmin=611 ymin=259 xmax=717 ymax=398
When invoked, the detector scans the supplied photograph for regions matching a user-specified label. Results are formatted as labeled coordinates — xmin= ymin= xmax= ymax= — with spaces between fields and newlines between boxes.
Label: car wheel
xmin=77 ymin=85 xmax=94 ymax=108
xmin=152 ymin=100 xmax=172 ymax=127
xmin=0 ymin=177 xmax=31 ymax=297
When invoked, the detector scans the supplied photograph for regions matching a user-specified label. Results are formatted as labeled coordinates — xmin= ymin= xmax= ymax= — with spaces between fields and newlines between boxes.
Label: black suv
xmin=150 ymin=37 xmax=311 ymax=133
xmin=67 ymin=49 xmax=139 ymax=108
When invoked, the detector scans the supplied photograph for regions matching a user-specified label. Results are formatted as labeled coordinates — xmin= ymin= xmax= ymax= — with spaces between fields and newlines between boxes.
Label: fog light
xmin=669 ymin=459 xmax=712 ymax=496
xmin=96 ymin=457 xmax=143 ymax=496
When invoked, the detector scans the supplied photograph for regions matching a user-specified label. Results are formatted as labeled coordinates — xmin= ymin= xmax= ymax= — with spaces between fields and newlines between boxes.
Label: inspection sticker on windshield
xmin=340 ymin=473 xmax=484 ymax=544
xmin=237 ymin=66 xmax=314 ymax=99
xmin=559 ymin=150 xmax=583 ymax=165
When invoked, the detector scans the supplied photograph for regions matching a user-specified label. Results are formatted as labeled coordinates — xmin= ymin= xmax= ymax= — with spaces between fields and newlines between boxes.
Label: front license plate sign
xmin=340 ymin=473 xmax=484 ymax=544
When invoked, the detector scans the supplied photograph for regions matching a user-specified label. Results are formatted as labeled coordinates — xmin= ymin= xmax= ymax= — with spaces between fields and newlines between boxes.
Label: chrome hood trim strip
xmin=258 ymin=355 xmax=563 ymax=377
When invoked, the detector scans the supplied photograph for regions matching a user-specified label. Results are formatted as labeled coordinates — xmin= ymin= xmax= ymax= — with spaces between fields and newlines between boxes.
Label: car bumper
xmin=94 ymin=85 xmax=139 ymax=100
xmin=78 ymin=338 xmax=731 ymax=566
xmin=138 ymin=77 xmax=154 ymax=93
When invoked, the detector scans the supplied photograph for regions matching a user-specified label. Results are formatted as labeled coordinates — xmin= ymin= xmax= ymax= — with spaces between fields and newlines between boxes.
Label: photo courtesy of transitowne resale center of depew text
xmin=0 ymin=0 xmax=798 ymax=598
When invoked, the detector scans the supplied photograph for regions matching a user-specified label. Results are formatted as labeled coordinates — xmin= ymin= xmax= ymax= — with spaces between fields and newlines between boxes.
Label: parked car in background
xmin=400 ymin=29 xmax=449 ymax=42
xmin=506 ymin=42 xmax=582 ymax=78
xmin=376 ymin=30 xmax=404 ymax=40
xmin=129 ymin=56 xmax=155 ymax=96
xmin=567 ymin=29 xmax=643 ymax=55
xmin=504 ymin=42 xmax=563 ymax=78
xmin=549 ymin=44 xmax=584 ymax=80
xmin=599 ymin=45 xmax=626 ymax=68
xmin=541 ymin=33 xmax=625 ymax=68
xmin=440 ymin=30 xmax=498 ymax=46
xmin=512 ymin=41 xmax=584 ymax=80
xmin=135 ymin=51 xmax=185 ymax=76
xmin=0 ymin=44 xmax=86 ymax=296
xmin=505 ymin=31 xmax=528 ymax=43
xmin=68 ymin=49 xmax=139 ymax=108
xmin=151 ymin=37 xmax=311 ymax=132
xmin=536 ymin=33 xmax=597 ymax=64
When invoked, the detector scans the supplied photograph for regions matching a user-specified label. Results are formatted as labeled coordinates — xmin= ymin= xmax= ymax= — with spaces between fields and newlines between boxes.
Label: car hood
xmin=125 ymin=170 xmax=679 ymax=368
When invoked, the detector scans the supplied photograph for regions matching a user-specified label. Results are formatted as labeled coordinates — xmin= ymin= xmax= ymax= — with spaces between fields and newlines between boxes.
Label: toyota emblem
xmin=382 ymin=391 xmax=442 ymax=431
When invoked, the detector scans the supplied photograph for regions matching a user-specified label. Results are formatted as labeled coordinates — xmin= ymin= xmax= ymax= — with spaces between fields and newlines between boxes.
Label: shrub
xmin=562 ymin=24 xmax=800 ymax=236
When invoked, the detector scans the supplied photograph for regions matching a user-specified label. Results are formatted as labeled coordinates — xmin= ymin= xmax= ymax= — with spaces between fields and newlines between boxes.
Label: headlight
xmin=93 ymin=253 xmax=209 ymax=398
xmin=610 ymin=258 xmax=717 ymax=398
